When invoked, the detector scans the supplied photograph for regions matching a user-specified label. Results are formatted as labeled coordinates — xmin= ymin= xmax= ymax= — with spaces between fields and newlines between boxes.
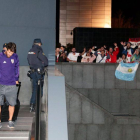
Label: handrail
xmin=35 ymin=80 xmax=42 ymax=140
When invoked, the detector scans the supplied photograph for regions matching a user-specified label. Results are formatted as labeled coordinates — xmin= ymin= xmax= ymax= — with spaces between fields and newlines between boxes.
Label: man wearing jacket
xmin=0 ymin=43 xmax=19 ymax=129
xmin=122 ymin=42 xmax=137 ymax=63
xmin=27 ymin=39 xmax=48 ymax=112
xmin=106 ymin=44 xmax=119 ymax=63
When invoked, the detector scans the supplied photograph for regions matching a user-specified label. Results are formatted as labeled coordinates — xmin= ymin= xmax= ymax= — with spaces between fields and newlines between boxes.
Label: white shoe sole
xmin=7 ymin=125 xmax=15 ymax=128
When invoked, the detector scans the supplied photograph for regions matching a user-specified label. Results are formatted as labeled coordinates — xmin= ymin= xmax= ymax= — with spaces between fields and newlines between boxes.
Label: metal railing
xmin=35 ymin=80 xmax=42 ymax=140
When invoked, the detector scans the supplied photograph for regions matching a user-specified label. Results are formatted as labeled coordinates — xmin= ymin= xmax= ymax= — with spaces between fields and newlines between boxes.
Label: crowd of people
xmin=55 ymin=41 xmax=140 ymax=63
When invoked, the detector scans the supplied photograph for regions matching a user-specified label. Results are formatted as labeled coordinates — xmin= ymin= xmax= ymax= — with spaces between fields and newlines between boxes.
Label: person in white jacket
xmin=95 ymin=50 xmax=110 ymax=63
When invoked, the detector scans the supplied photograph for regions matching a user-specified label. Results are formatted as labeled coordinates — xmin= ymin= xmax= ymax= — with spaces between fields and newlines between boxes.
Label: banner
xmin=115 ymin=62 xmax=139 ymax=81
xmin=129 ymin=38 xmax=140 ymax=48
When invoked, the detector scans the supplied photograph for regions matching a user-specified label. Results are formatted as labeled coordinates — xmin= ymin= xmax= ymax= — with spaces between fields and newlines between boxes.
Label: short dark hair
xmin=6 ymin=42 xmax=15 ymax=52
xmin=12 ymin=42 xmax=16 ymax=53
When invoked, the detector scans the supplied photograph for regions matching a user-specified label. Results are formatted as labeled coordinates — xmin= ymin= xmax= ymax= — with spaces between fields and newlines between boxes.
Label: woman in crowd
xmin=81 ymin=47 xmax=87 ymax=58
xmin=117 ymin=54 xmax=127 ymax=63
xmin=81 ymin=51 xmax=96 ymax=63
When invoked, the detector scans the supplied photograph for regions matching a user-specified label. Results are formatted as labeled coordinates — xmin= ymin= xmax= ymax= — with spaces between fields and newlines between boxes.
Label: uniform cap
xmin=3 ymin=43 xmax=7 ymax=48
xmin=33 ymin=39 xmax=42 ymax=45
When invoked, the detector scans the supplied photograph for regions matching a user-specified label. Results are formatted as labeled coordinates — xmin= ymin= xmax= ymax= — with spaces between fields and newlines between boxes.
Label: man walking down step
xmin=0 ymin=43 xmax=19 ymax=129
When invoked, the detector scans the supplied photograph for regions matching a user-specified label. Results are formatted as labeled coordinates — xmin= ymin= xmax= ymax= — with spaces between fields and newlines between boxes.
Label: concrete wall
xmin=56 ymin=63 xmax=140 ymax=117
xmin=19 ymin=66 xmax=32 ymax=105
xmin=76 ymin=88 xmax=140 ymax=117
xmin=56 ymin=63 xmax=140 ymax=89
xmin=0 ymin=0 xmax=56 ymax=65
xmin=47 ymin=67 xmax=68 ymax=140
xmin=66 ymin=84 xmax=140 ymax=140
xmin=60 ymin=0 xmax=111 ymax=45
xmin=19 ymin=66 xmax=47 ymax=106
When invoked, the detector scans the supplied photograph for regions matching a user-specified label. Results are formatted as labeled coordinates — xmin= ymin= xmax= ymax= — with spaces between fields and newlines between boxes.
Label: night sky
xmin=112 ymin=0 xmax=140 ymax=27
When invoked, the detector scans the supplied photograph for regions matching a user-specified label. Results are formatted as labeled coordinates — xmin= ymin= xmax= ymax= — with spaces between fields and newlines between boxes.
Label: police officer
xmin=27 ymin=39 xmax=48 ymax=112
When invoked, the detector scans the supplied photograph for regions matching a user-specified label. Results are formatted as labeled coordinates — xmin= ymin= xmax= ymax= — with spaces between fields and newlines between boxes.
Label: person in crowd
xmin=103 ymin=45 xmax=108 ymax=54
xmin=120 ymin=41 xmax=127 ymax=50
xmin=93 ymin=46 xmax=103 ymax=62
xmin=100 ymin=46 xmax=105 ymax=51
xmin=55 ymin=48 xmax=60 ymax=62
xmin=120 ymin=41 xmax=124 ymax=46
xmin=95 ymin=50 xmax=110 ymax=63
xmin=27 ymin=39 xmax=48 ymax=112
xmin=117 ymin=54 xmax=127 ymax=63
xmin=81 ymin=47 xmax=87 ymax=58
xmin=119 ymin=41 xmax=125 ymax=57
xmin=88 ymin=48 xmax=93 ymax=55
xmin=91 ymin=46 xmax=97 ymax=54
xmin=131 ymin=49 xmax=140 ymax=62
xmin=81 ymin=51 xmax=96 ymax=63
xmin=103 ymin=45 xmax=107 ymax=49
xmin=123 ymin=42 xmax=127 ymax=50
xmin=94 ymin=46 xmax=104 ymax=56
xmin=106 ymin=45 xmax=119 ymax=63
xmin=67 ymin=47 xmax=79 ymax=62
xmin=122 ymin=42 xmax=137 ymax=63
xmin=113 ymin=42 xmax=121 ymax=59
xmin=96 ymin=47 xmax=102 ymax=55
xmin=0 ymin=43 xmax=19 ymax=129
xmin=58 ymin=46 xmax=67 ymax=62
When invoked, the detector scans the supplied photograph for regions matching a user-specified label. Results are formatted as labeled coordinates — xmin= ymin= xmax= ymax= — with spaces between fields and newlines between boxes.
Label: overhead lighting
xmin=104 ymin=23 xmax=111 ymax=28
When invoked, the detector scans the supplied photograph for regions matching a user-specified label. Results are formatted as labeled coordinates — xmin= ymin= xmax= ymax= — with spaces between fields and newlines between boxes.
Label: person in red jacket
xmin=106 ymin=43 xmax=119 ymax=63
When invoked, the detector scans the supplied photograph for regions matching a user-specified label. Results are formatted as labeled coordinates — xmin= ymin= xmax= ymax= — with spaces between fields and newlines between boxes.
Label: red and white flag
xmin=129 ymin=38 xmax=140 ymax=48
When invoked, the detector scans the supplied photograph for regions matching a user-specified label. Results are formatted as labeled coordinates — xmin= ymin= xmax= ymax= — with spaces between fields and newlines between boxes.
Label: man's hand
xmin=16 ymin=81 xmax=19 ymax=85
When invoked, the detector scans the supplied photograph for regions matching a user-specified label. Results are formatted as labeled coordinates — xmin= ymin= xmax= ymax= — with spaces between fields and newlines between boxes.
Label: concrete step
xmin=115 ymin=116 xmax=140 ymax=124
xmin=0 ymin=131 xmax=30 ymax=140
xmin=16 ymin=117 xmax=33 ymax=123
xmin=0 ymin=105 xmax=34 ymax=139
xmin=111 ymin=113 xmax=136 ymax=116
xmin=0 ymin=117 xmax=33 ymax=131
xmin=18 ymin=105 xmax=35 ymax=117
xmin=18 ymin=112 xmax=35 ymax=117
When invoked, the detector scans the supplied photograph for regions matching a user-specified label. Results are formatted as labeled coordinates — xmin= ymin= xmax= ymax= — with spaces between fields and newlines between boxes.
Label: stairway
xmin=66 ymin=84 xmax=140 ymax=140
xmin=0 ymin=106 xmax=34 ymax=140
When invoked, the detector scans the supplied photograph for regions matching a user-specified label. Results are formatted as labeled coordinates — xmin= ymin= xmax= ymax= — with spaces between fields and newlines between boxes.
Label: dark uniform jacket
xmin=27 ymin=45 xmax=48 ymax=69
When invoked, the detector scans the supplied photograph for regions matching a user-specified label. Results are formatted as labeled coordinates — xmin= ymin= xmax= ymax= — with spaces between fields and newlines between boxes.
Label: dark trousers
xmin=30 ymin=72 xmax=44 ymax=104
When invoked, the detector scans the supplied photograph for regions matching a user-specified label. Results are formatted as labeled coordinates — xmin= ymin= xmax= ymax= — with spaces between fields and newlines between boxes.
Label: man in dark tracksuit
xmin=27 ymin=39 xmax=48 ymax=112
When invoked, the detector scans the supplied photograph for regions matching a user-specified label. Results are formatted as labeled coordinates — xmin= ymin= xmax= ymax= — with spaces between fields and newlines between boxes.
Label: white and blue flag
xmin=115 ymin=62 xmax=139 ymax=81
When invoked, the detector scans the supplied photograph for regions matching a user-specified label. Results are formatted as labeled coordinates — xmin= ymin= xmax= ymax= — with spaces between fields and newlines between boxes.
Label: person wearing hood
xmin=27 ymin=39 xmax=48 ymax=112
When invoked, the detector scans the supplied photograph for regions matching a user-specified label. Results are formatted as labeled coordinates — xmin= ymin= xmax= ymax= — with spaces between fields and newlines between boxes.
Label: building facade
xmin=60 ymin=0 xmax=112 ymax=46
